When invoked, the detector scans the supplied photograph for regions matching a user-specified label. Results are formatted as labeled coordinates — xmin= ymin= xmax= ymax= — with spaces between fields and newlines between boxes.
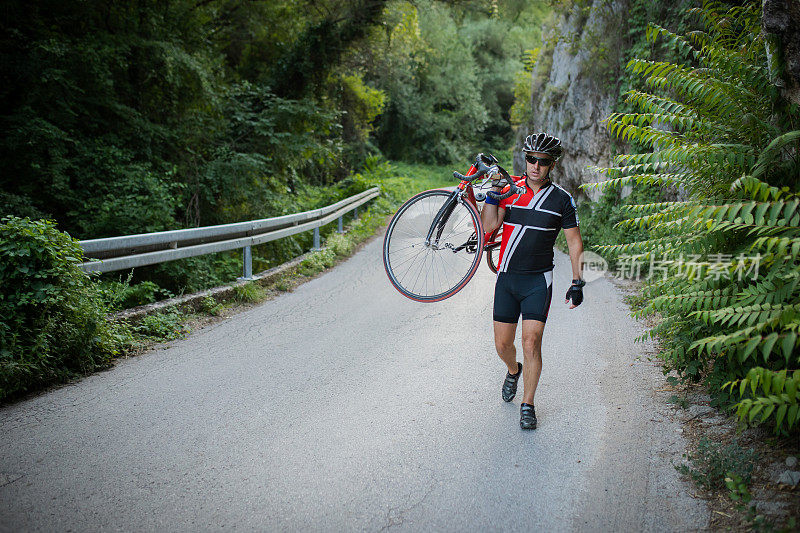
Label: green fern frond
xmin=594 ymin=234 xmax=701 ymax=255
xmin=751 ymin=237 xmax=800 ymax=260
xmin=751 ymin=130 xmax=800 ymax=180
xmin=689 ymin=322 xmax=782 ymax=359
xmin=646 ymin=23 xmax=700 ymax=61
xmin=725 ymin=368 xmax=800 ymax=433
xmin=730 ymin=174 xmax=793 ymax=203
xmin=650 ymin=290 xmax=739 ymax=311
xmin=580 ymin=171 xmax=685 ymax=191
xmin=624 ymin=90 xmax=695 ymax=118
xmin=692 ymin=303 xmax=800 ymax=329
xmin=738 ymin=272 xmax=800 ymax=306
xmin=607 ymin=122 xmax=689 ymax=149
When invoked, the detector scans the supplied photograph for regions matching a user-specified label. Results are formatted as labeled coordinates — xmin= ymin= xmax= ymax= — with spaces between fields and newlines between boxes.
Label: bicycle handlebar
xmin=485 ymin=168 xmax=523 ymax=201
xmin=453 ymin=154 xmax=523 ymax=201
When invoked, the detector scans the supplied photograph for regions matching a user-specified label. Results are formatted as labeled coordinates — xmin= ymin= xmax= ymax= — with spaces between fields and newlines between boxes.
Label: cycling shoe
xmin=501 ymin=362 xmax=522 ymax=402
xmin=520 ymin=402 xmax=537 ymax=430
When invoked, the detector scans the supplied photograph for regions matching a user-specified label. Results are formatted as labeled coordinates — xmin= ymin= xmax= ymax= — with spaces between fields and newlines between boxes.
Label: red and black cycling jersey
xmin=496 ymin=177 xmax=579 ymax=274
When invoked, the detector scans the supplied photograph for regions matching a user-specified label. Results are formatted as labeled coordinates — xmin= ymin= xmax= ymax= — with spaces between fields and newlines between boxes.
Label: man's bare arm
xmin=480 ymin=200 xmax=505 ymax=234
xmin=563 ymin=226 xmax=584 ymax=280
xmin=563 ymin=226 xmax=584 ymax=309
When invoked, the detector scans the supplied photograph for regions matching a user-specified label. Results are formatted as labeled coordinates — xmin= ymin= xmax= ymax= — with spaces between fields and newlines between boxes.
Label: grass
xmin=273 ymin=276 xmax=293 ymax=292
xmin=233 ymin=282 xmax=265 ymax=303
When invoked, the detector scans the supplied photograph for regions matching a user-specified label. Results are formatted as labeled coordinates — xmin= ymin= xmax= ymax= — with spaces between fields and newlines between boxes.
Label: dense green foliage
xmin=585 ymin=2 xmax=800 ymax=434
xmin=356 ymin=1 xmax=544 ymax=162
xmin=0 ymin=0 xmax=542 ymax=233
xmin=0 ymin=0 xmax=548 ymax=299
xmin=0 ymin=216 xmax=130 ymax=400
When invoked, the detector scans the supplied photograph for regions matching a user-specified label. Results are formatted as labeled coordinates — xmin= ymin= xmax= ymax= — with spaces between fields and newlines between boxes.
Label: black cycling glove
xmin=565 ymin=279 xmax=585 ymax=306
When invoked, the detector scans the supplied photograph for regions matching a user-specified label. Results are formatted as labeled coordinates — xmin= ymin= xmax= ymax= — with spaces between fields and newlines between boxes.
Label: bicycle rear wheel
xmin=486 ymin=227 xmax=502 ymax=274
xmin=383 ymin=189 xmax=484 ymax=302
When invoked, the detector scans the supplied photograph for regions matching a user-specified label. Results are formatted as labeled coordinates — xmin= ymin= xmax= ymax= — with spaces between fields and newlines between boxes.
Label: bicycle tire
xmin=383 ymin=189 xmax=484 ymax=302
xmin=486 ymin=228 xmax=502 ymax=274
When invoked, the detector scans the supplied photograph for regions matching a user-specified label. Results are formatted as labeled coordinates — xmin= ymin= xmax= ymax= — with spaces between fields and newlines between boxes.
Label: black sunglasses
xmin=525 ymin=154 xmax=554 ymax=167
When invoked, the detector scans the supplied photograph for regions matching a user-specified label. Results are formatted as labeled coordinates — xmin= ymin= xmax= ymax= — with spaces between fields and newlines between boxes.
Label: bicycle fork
xmin=424 ymin=191 xmax=477 ymax=253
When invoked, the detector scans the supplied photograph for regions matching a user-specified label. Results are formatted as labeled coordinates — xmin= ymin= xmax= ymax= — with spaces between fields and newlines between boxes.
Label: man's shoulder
xmin=548 ymin=183 xmax=579 ymax=210
xmin=550 ymin=182 xmax=576 ymax=200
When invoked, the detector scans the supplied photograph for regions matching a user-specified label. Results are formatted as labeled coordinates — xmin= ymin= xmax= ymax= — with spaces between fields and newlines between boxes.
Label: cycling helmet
xmin=522 ymin=132 xmax=563 ymax=161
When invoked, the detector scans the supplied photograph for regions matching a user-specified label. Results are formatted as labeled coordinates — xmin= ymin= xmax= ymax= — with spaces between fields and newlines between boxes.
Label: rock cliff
xmin=514 ymin=0 xmax=629 ymax=201
xmin=763 ymin=0 xmax=800 ymax=105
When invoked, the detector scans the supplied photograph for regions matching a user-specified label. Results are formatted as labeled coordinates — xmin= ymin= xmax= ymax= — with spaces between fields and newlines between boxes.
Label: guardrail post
xmin=239 ymin=245 xmax=253 ymax=280
xmin=354 ymin=206 xmax=359 ymax=219
xmin=313 ymin=228 xmax=321 ymax=251
xmin=337 ymin=216 xmax=343 ymax=234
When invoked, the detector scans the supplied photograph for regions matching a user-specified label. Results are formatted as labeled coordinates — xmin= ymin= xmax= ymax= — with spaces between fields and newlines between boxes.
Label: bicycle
xmin=382 ymin=153 xmax=524 ymax=302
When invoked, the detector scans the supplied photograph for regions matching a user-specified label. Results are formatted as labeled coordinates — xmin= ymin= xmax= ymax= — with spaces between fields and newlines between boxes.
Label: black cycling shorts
xmin=493 ymin=271 xmax=553 ymax=324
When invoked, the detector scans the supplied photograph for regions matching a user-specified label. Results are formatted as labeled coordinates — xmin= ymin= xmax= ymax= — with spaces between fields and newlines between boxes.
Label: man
xmin=480 ymin=132 xmax=585 ymax=430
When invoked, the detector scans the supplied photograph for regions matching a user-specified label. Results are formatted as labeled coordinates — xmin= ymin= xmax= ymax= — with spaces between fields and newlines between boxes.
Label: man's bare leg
xmin=520 ymin=319 xmax=545 ymax=405
xmin=493 ymin=320 xmax=519 ymax=374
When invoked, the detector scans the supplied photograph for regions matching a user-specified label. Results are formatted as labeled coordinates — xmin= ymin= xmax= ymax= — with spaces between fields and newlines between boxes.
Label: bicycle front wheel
xmin=383 ymin=190 xmax=484 ymax=302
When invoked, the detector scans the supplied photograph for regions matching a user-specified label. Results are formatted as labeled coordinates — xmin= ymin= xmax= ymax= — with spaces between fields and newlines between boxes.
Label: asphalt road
xmin=0 ymin=235 xmax=709 ymax=532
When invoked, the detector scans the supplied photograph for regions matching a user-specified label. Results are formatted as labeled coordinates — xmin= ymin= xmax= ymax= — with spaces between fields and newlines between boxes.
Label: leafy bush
xmin=89 ymin=167 xmax=183 ymax=238
xmin=585 ymin=3 xmax=800 ymax=433
xmin=725 ymin=368 xmax=800 ymax=433
xmin=200 ymin=295 xmax=224 ymax=316
xmin=574 ymin=182 xmax=658 ymax=270
xmin=0 ymin=216 xmax=128 ymax=401
xmin=273 ymin=277 xmax=293 ymax=292
xmin=298 ymin=249 xmax=337 ymax=277
xmin=339 ymin=73 xmax=387 ymax=143
xmin=96 ymin=277 xmax=167 ymax=311
xmin=677 ymin=437 xmax=758 ymax=493
xmin=368 ymin=1 xmax=490 ymax=163
xmin=326 ymin=232 xmax=355 ymax=258
xmin=134 ymin=309 xmax=188 ymax=340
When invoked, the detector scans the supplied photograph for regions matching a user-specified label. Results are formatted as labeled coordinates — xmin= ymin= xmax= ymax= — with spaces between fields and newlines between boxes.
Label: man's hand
xmin=565 ymin=279 xmax=585 ymax=308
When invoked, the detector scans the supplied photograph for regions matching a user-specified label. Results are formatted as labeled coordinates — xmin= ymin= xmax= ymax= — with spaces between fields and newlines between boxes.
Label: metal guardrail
xmin=78 ymin=187 xmax=380 ymax=278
